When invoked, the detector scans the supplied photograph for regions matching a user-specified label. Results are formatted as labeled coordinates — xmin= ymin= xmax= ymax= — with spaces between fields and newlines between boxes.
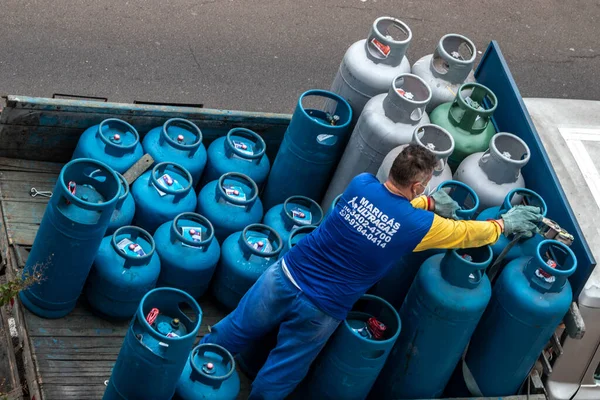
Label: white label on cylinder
xmin=153 ymin=173 xmax=183 ymax=197
xmin=232 ymin=140 xmax=255 ymax=160
xmin=180 ymin=226 xmax=206 ymax=249
xmin=317 ymin=134 xmax=334 ymax=144
xmin=116 ymin=238 xmax=146 ymax=257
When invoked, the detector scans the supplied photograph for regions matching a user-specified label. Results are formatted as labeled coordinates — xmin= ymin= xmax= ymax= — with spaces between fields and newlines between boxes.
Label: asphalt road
xmin=0 ymin=0 xmax=598 ymax=114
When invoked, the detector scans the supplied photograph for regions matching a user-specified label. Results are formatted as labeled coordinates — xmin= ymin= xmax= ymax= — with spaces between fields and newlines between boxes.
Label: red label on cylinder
xmin=371 ymin=38 xmax=390 ymax=57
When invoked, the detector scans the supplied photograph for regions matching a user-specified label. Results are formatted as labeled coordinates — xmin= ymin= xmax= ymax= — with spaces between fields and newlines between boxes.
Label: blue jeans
xmin=202 ymin=260 xmax=341 ymax=399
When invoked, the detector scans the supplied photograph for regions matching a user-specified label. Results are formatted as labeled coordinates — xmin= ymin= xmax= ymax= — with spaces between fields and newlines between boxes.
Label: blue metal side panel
xmin=475 ymin=41 xmax=595 ymax=295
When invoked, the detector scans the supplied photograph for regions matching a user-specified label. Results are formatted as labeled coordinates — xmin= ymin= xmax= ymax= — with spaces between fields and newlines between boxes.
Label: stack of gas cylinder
xmin=19 ymin=103 xmax=332 ymax=399
xmin=17 ymin=15 xmax=578 ymax=400
xmin=316 ymin=16 xmax=577 ymax=400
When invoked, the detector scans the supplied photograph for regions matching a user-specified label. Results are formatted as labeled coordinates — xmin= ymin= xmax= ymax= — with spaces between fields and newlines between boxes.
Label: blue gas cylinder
xmin=372 ymin=245 xmax=492 ymax=399
xmin=262 ymin=89 xmax=352 ymax=209
xmin=202 ymin=128 xmax=270 ymax=187
xmin=174 ymin=344 xmax=241 ymax=400
xmin=106 ymin=172 xmax=136 ymax=235
xmin=476 ymin=188 xmax=548 ymax=263
xmin=142 ymin=118 xmax=207 ymax=186
xmin=370 ymin=180 xmax=480 ymax=310
xmin=19 ymin=159 xmax=121 ymax=318
xmin=85 ymin=226 xmax=161 ymax=319
xmin=103 ymin=287 xmax=202 ymax=400
xmin=263 ymin=195 xmax=323 ymax=246
xmin=196 ymin=172 xmax=263 ymax=243
xmin=131 ymin=162 xmax=197 ymax=234
xmin=212 ymin=224 xmax=282 ymax=310
xmin=463 ymin=240 xmax=576 ymax=396
xmin=72 ymin=119 xmax=144 ymax=174
xmin=305 ymin=294 xmax=400 ymax=400
xmin=154 ymin=212 xmax=221 ymax=299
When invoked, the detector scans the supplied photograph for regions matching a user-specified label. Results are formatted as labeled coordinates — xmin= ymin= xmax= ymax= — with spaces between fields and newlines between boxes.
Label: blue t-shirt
xmin=284 ymin=173 xmax=434 ymax=320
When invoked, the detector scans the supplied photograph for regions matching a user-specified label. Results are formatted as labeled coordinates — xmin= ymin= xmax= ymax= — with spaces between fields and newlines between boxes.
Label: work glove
xmin=500 ymin=205 xmax=543 ymax=238
xmin=431 ymin=190 xmax=460 ymax=219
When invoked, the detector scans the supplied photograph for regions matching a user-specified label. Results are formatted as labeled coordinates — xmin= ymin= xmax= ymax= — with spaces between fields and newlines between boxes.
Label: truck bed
xmin=0 ymin=41 xmax=590 ymax=400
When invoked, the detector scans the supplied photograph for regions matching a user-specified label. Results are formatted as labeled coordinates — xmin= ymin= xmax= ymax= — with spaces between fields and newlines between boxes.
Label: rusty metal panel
xmin=0 ymin=95 xmax=291 ymax=163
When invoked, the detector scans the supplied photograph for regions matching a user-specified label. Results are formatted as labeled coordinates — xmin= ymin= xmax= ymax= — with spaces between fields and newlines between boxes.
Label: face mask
xmin=422 ymin=182 xmax=433 ymax=196
xmin=412 ymin=180 xmax=430 ymax=199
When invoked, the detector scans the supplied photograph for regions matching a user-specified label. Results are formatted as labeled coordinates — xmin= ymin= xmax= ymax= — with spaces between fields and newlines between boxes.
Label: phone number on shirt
xmin=340 ymin=205 xmax=391 ymax=248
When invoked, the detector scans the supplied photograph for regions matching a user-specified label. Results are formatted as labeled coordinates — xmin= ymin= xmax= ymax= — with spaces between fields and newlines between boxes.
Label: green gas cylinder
xmin=429 ymin=83 xmax=497 ymax=170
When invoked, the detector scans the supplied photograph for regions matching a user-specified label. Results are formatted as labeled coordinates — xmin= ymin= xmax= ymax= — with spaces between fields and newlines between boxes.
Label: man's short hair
xmin=389 ymin=144 xmax=438 ymax=186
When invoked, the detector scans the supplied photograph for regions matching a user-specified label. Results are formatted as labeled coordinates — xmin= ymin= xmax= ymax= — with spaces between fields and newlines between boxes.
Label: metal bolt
xmin=326 ymin=113 xmax=340 ymax=126
xmin=502 ymin=151 xmax=512 ymax=159
xmin=451 ymin=50 xmax=461 ymax=59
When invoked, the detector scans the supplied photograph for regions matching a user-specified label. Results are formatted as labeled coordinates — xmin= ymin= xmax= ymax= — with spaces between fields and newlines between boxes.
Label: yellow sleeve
xmin=410 ymin=196 xmax=429 ymax=210
xmin=413 ymin=214 xmax=502 ymax=252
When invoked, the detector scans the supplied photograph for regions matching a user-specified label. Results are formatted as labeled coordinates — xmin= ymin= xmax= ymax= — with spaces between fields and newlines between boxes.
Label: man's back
xmin=284 ymin=173 xmax=434 ymax=320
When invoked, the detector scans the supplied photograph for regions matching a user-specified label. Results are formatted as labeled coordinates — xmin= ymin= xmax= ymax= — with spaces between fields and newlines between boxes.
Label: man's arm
xmin=411 ymin=194 xmax=508 ymax=251
xmin=414 ymin=215 xmax=504 ymax=252
xmin=410 ymin=195 xmax=431 ymax=210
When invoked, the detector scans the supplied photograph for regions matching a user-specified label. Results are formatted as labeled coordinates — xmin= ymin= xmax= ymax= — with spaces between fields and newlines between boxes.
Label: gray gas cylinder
xmin=411 ymin=34 xmax=477 ymax=113
xmin=322 ymin=73 xmax=432 ymax=210
xmin=329 ymin=17 xmax=412 ymax=124
xmin=376 ymin=124 xmax=454 ymax=195
xmin=454 ymin=132 xmax=530 ymax=211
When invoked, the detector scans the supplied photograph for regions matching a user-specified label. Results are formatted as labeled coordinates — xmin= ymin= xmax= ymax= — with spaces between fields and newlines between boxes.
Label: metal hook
xmin=30 ymin=187 xmax=52 ymax=198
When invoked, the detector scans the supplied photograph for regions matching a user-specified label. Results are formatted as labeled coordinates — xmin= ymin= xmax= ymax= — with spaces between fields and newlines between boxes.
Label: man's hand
xmin=501 ymin=205 xmax=543 ymax=238
xmin=431 ymin=190 xmax=460 ymax=219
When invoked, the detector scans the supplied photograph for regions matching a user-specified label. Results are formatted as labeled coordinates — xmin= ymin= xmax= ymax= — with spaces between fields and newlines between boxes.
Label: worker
xmin=201 ymin=144 xmax=542 ymax=399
